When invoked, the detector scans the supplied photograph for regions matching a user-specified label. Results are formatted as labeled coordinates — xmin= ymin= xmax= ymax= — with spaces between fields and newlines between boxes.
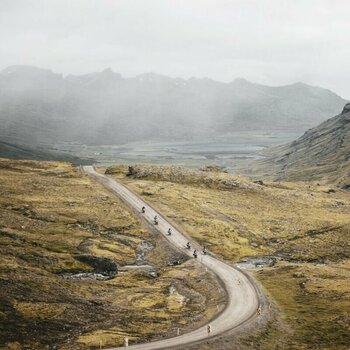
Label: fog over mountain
xmin=0 ymin=65 xmax=347 ymax=146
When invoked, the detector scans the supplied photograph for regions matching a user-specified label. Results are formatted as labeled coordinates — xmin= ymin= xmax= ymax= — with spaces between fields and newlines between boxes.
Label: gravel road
xmin=83 ymin=166 xmax=261 ymax=350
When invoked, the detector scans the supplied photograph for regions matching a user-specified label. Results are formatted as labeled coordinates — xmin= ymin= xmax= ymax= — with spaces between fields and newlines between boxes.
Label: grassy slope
xmin=110 ymin=165 xmax=350 ymax=349
xmin=0 ymin=141 xmax=94 ymax=165
xmin=245 ymin=105 xmax=350 ymax=190
xmin=0 ymin=159 xmax=223 ymax=350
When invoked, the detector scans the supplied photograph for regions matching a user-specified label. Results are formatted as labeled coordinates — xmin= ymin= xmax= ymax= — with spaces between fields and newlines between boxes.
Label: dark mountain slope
xmin=250 ymin=104 xmax=350 ymax=188
xmin=0 ymin=141 xmax=94 ymax=165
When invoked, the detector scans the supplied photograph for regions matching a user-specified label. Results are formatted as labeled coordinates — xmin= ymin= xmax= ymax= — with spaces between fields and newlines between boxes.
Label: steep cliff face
xmin=252 ymin=104 xmax=350 ymax=189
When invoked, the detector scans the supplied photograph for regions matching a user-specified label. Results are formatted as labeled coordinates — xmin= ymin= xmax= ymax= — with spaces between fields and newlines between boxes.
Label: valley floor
xmin=0 ymin=159 xmax=223 ymax=350
xmin=1 ymin=159 xmax=349 ymax=350
xmin=108 ymin=164 xmax=350 ymax=350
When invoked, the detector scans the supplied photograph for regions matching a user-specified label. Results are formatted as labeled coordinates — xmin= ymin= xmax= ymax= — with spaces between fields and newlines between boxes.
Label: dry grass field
xmin=0 ymin=159 xmax=223 ymax=350
xmin=109 ymin=164 xmax=350 ymax=349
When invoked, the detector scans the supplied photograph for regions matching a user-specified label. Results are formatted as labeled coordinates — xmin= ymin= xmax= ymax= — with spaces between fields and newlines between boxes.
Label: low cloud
xmin=0 ymin=0 xmax=349 ymax=98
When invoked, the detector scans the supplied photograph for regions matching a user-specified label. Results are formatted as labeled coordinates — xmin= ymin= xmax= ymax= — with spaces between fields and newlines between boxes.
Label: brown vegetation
xmin=109 ymin=164 xmax=350 ymax=349
xmin=0 ymin=159 xmax=223 ymax=350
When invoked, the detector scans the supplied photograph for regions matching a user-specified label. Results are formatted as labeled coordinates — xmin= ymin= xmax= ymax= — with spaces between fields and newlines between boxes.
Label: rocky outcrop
xmin=110 ymin=164 xmax=261 ymax=191
xmin=75 ymin=255 xmax=118 ymax=276
xmin=341 ymin=103 xmax=350 ymax=115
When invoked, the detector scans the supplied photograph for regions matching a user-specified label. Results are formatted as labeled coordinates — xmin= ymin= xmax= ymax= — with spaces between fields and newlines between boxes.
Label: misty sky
xmin=0 ymin=0 xmax=349 ymax=98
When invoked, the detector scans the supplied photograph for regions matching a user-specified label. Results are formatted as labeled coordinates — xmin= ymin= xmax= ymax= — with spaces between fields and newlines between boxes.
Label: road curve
xmin=83 ymin=166 xmax=261 ymax=350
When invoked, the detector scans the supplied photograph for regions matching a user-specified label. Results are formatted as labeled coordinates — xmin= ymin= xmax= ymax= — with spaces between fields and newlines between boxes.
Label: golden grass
xmin=255 ymin=261 xmax=350 ymax=349
xmin=109 ymin=164 xmax=350 ymax=349
xmin=0 ymin=159 xmax=223 ymax=350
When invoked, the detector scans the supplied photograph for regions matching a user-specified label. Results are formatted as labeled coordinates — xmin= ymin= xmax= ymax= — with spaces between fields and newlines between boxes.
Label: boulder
xmin=75 ymin=254 xmax=118 ymax=276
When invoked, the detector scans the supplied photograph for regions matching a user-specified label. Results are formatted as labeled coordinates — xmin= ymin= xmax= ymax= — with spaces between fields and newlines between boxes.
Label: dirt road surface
xmin=83 ymin=166 xmax=261 ymax=350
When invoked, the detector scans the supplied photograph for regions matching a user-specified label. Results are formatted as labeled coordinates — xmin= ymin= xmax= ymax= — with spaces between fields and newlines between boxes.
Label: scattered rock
xmin=74 ymin=221 xmax=98 ymax=232
xmin=340 ymin=183 xmax=350 ymax=190
xmin=254 ymin=180 xmax=264 ymax=185
xmin=60 ymin=272 xmax=113 ymax=280
xmin=127 ymin=166 xmax=137 ymax=176
xmin=200 ymin=165 xmax=227 ymax=173
xmin=235 ymin=256 xmax=277 ymax=269
xmin=74 ymin=255 xmax=118 ymax=276
xmin=147 ymin=271 xmax=158 ymax=278
xmin=167 ymin=258 xmax=185 ymax=266
xmin=324 ymin=188 xmax=336 ymax=194
xmin=141 ymin=190 xmax=154 ymax=196
xmin=333 ymin=201 xmax=345 ymax=208
xmin=135 ymin=240 xmax=154 ymax=264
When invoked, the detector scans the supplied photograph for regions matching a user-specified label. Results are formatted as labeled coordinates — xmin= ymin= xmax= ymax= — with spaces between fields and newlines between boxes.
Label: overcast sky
xmin=0 ymin=0 xmax=349 ymax=98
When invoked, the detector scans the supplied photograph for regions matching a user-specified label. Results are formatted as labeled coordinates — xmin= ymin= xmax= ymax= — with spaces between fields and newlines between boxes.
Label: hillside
xmin=108 ymin=164 xmax=350 ymax=349
xmin=1 ymin=158 xmax=349 ymax=349
xmin=0 ymin=65 xmax=347 ymax=146
xmin=0 ymin=159 xmax=222 ymax=349
xmin=0 ymin=141 xmax=94 ymax=165
xmin=249 ymin=103 xmax=350 ymax=188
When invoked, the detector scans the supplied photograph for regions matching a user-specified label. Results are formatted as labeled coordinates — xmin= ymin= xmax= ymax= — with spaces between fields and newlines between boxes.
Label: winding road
xmin=83 ymin=166 xmax=261 ymax=350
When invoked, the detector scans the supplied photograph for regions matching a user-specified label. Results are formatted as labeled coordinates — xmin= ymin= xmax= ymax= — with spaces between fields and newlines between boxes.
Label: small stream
xmin=60 ymin=272 xmax=114 ymax=280
xmin=234 ymin=256 xmax=277 ymax=269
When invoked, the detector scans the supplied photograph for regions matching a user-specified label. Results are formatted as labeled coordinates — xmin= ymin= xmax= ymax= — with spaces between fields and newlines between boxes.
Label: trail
xmin=83 ymin=166 xmax=261 ymax=349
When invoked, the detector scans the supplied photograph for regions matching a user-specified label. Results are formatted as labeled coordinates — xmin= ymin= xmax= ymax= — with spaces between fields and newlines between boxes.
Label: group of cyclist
xmin=186 ymin=242 xmax=207 ymax=258
xmin=140 ymin=206 xmax=214 ymax=333
xmin=141 ymin=206 xmax=208 ymax=258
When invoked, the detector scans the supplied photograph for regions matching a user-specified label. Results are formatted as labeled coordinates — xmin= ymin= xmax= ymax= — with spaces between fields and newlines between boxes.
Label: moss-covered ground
xmin=109 ymin=164 xmax=350 ymax=349
xmin=0 ymin=159 xmax=223 ymax=350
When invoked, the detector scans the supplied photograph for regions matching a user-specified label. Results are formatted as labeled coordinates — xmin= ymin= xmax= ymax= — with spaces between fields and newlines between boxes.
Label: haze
xmin=0 ymin=0 xmax=349 ymax=99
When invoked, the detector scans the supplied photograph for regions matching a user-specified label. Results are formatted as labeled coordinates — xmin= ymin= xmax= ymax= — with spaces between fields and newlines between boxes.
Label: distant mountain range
xmin=0 ymin=65 xmax=347 ymax=148
xmin=250 ymin=103 xmax=350 ymax=189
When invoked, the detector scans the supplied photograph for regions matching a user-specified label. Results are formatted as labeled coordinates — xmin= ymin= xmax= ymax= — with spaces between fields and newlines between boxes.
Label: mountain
xmin=249 ymin=103 xmax=350 ymax=189
xmin=0 ymin=141 xmax=94 ymax=165
xmin=0 ymin=65 xmax=347 ymax=146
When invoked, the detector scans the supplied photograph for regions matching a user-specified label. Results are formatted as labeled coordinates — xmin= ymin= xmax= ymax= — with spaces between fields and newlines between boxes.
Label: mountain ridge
xmin=0 ymin=65 xmax=347 ymax=146
xmin=0 ymin=141 xmax=94 ymax=165
xmin=2 ymin=65 xmax=346 ymax=95
xmin=249 ymin=103 xmax=350 ymax=189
